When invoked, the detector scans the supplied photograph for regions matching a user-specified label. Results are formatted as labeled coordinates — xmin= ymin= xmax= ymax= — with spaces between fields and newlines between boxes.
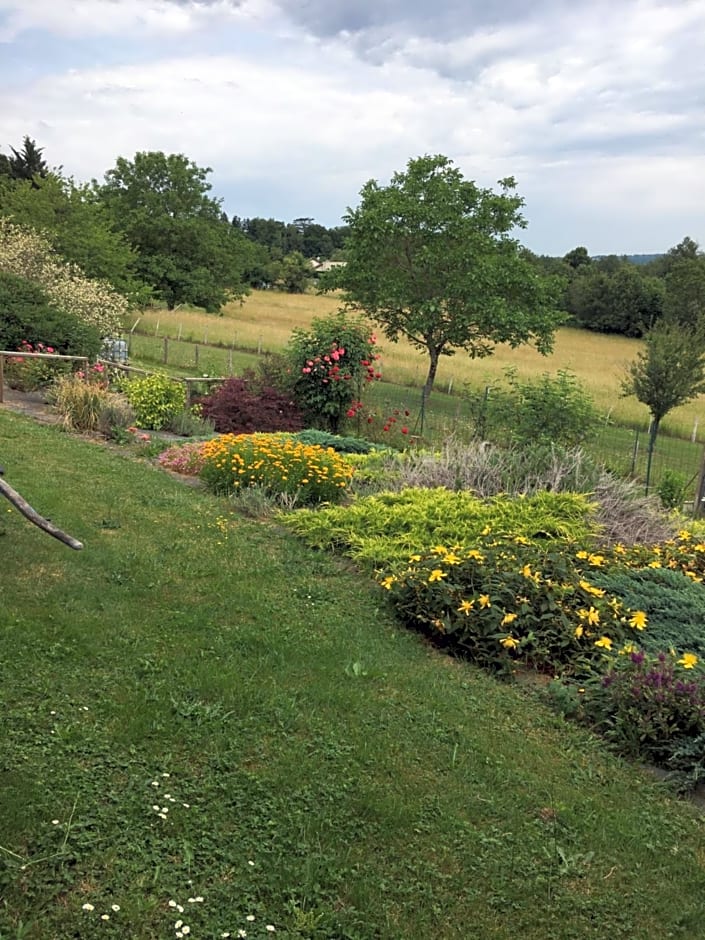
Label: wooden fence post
xmin=0 ymin=354 xmax=4 ymax=404
xmin=163 ymin=337 xmax=169 ymax=364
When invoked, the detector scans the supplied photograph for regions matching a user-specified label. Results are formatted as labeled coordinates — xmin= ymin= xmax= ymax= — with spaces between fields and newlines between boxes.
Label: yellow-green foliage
xmin=200 ymin=433 xmax=354 ymax=505
xmin=283 ymin=487 xmax=600 ymax=568
xmin=124 ymin=372 xmax=186 ymax=429
xmin=0 ymin=217 xmax=129 ymax=337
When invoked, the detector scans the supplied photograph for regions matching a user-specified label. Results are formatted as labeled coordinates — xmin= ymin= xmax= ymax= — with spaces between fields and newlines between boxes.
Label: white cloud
xmin=0 ymin=0 xmax=703 ymax=252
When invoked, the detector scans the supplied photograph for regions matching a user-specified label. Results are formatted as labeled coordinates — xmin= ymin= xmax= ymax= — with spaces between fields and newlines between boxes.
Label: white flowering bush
xmin=0 ymin=217 xmax=129 ymax=337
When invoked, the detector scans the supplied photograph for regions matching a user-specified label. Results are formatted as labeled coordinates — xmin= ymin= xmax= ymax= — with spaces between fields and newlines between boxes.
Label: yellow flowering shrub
xmin=200 ymin=433 xmax=354 ymax=505
xmin=379 ymin=536 xmax=643 ymax=674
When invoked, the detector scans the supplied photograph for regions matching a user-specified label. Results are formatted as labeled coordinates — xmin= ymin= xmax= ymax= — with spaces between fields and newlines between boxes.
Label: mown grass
xmin=131 ymin=292 xmax=705 ymax=440
xmin=1 ymin=410 xmax=705 ymax=939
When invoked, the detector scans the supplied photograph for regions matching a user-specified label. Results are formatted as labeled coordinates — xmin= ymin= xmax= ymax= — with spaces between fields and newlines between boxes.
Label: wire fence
xmin=125 ymin=330 xmax=705 ymax=510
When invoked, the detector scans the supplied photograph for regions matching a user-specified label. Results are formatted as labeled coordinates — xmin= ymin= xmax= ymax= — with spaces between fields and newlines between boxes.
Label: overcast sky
xmin=1 ymin=0 xmax=703 ymax=256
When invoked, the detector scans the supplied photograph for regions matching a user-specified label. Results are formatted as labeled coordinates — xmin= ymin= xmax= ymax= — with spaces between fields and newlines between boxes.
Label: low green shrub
xmin=657 ymin=469 xmax=690 ymax=511
xmin=590 ymin=566 xmax=705 ymax=657
xmin=465 ymin=368 xmax=601 ymax=447
xmin=200 ymin=433 xmax=354 ymax=506
xmin=165 ymin=408 xmax=215 ymax=438
xmin=97 ymin=393 xmax=136 ymax=439
xmin=283 ymin=488 xmax=600 ymax=569
xmin=379 ymin=537 xmax=639 ymax=674
xmin=123 ymin=373 xmax=186 ymax=429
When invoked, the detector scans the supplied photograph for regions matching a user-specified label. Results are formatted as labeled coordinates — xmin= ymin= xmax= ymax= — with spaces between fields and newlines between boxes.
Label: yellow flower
xmin=431 ymin=544 xmax=448 ymax=555
xmin=478 ymin=594 xmax=491 ymax=609
xmin=579 ymin=607 xmax=600 ymax=626
xmin=521 ymin=564 xmax=533 ymax=578
xmin=574 ymin=625 xmax=584 ymax=639
xmin=501 ymin=612 xmax=518 ymax=626
xmin=408 ymin=554 xmax=422 ymax=562
xmin=694 ymin=543 xmax=705 ymax=553
xmin=457 ymin=599 xmax=474 ymax=615
xmin=380 ymin=576 xmax=396 ymax=590
xmin=648 ymin=560 xmax=662 ymax=568
xmin=501 ymin=635 xmax=519 ymax=650
xmin=579 ymin=580 xmax=605 ymax=597
xmin=613 ymin=543 xmax=626 ymax=554
xmin=481 ymin=525 xmax=492 ymax=536
xmin=576 ymin=550 xmax=589 ymax=560
xmin=679 ymin=529 xmax=692 ymax=541
xmin=594 ymin=635 xmax=613 ymax=650
xmin=587 ymin=553 xmax=605 ymax=567
xmin=444 ymin=552 xmax=462 ymax=565
xmin=428 ymin=569 xmax=447 ymax=583
xmin=466 ymin=549 xmax=484 ymax=561
xmin=628 ymin=610 xmax=648 ymax=631
xmin=513 ymin=535 xmax=530 ymax=545
xmin=677 ymin=652 xmax=699 ymax=669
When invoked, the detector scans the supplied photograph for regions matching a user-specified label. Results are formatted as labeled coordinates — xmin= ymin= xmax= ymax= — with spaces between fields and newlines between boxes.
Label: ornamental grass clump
xmin=51 ymin=373 xmax=112 ymax=431
xmin=379 ymin=537 xmax=645 ymax=675
xmin=200 ymin=433 xmax=353 ymax=505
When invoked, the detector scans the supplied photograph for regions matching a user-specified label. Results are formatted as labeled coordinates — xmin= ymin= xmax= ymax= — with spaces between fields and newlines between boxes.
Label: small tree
xmin=335 ymin=154 xmax=564 ymax=414
xmin=622 ymin=319 xmax=705 ymax=492
xmin=286 ymin=311 xmax=380 ymax=432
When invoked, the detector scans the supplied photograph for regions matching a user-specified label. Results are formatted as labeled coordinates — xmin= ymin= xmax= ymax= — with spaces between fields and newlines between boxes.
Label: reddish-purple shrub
xmin=196 ymin=377 xmax=304 ymax=435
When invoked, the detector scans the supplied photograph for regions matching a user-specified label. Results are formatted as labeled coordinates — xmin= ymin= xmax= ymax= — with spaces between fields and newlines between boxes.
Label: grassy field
xmin=130 ymin=291 xmax=705 ymax=441
xmin=2 ymin=410 xmax=705 ymax=938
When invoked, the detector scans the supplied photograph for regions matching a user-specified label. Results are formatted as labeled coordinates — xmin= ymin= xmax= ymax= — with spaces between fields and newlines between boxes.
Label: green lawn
xmin=3 ymin=411 xmax=704 ymax=939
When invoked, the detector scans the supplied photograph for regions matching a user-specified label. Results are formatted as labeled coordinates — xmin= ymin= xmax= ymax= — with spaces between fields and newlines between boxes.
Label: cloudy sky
xmin=0 ymin=0 xmax=703 ymax=256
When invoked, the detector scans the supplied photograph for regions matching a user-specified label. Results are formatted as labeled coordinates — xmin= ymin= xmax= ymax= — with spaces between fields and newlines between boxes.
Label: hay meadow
xmin=132 ymin=291 xmax=705 ymax=440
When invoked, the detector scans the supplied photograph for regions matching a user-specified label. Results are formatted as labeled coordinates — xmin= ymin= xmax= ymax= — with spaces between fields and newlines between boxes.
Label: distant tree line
xmin=1 ymin=135 xmax=703 ymax=338
xmin=526 ymin=236 xmax=705 ymax=338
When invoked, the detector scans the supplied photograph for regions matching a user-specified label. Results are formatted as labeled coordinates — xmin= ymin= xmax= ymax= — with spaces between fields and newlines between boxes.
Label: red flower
xmin=401 ymin=427 xmax=409 ymax=434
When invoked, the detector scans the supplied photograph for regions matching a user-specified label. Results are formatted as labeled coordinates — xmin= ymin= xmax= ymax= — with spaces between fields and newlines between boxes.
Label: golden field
xmin=132 ymin=290 xmax=705 ymax=440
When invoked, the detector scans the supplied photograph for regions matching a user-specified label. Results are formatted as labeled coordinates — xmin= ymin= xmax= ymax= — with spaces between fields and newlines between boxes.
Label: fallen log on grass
xmin=0 ymin=470 xmax=83 ymax=550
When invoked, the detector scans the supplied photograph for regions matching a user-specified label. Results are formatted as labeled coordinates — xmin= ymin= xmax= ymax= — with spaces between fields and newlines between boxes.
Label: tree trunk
xmin=645 ymin=416 xmax=660 ymax=495
xmin=420 ymin=347 xmax=441 ymax=434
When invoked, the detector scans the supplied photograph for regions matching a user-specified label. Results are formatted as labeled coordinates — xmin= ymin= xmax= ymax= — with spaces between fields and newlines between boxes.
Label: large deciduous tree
xmin=96 ymin=151 xmax=251 ymax=311
xmin=336 ymin=154 xmax=564 ymax=409
xmin=621 ymin=319 xmax=705 ymax=492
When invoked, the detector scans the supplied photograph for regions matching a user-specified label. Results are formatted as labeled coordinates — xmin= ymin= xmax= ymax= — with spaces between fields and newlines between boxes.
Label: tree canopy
xmin=622 ymin=318 xmax=705 ymax=490
xmin=0 ymin=136 xmax=50 ymax=185
xmin=96 ymin=151 xmax=252 ymax=311
xmin=0 ymin=174 xmax=144 ymax=300
xmin=335 ymin=154 xmax=565 ymax=406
